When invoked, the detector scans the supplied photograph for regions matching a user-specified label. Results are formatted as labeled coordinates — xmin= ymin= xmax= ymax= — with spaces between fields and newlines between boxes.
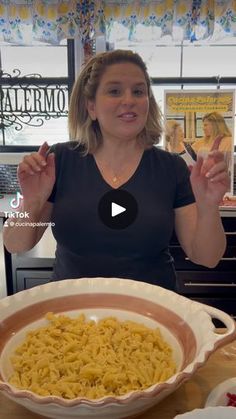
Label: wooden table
xmin=1 ymin=338 xmax=236 ymax=419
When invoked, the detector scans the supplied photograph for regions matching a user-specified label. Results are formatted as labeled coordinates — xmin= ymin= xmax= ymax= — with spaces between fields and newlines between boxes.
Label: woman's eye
xmin=134 ymin=90 xmax=145 ymax=96
xmin=108 ymin=89 xmax=120 ymax=95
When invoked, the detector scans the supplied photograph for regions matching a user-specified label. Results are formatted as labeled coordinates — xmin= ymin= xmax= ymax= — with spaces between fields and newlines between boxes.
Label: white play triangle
xmin=111 ymin=202 xmax=126 ymax=217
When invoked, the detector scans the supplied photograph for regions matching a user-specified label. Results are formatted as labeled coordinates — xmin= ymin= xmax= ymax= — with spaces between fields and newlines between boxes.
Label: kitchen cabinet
xmin=10 ymin=227 xmax=56 ymax=294
xmin=173 ymin=215 xmax=236 ymax=319
xmin=12 ymin=259 xmax=54 ymax=293
xmin=15 ymin=269 xmax=54 ymax=292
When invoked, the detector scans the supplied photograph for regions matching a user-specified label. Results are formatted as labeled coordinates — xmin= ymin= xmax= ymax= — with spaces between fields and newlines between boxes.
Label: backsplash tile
xmin=0 ymin=162 xmax=235 ymax=195
xmin=0 ymin=164 xmax=19 ymax=194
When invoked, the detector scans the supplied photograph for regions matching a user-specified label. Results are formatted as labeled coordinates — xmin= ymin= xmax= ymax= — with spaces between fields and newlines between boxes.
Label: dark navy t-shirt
xmin=48 ymin=141 xmax=195 ymax=290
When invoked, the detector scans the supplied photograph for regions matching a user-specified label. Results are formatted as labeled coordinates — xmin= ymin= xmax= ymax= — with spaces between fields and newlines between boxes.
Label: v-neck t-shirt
xmin=48 ymin=141 xmax=195 ymax=290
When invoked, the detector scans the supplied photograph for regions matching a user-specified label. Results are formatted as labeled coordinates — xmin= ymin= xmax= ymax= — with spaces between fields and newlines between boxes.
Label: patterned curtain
xmin=94 ymin=0 xmax=236 ymax=43
xmin=0 ymin=0 xmax=236 ymax=47
xmin=0 ymin=0 xmax=94 ymax=49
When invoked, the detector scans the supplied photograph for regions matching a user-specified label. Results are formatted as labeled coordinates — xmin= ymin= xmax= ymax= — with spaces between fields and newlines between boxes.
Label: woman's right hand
xmin=17 ymin=141 xmax=55 ymax=207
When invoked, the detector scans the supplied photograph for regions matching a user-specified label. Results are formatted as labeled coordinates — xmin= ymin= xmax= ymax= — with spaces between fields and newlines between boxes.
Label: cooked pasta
xmin=9 ymin=313 xmax=176 ymax=399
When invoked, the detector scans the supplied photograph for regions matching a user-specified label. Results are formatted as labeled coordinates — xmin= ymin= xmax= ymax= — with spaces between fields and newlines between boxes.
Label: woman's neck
xmin=93 ymin=138 xmax=145 ymax=166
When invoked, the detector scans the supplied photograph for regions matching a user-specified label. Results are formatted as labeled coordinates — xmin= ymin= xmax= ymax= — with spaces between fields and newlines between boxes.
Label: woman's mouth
xmin=118 ymin=112 xmax=137 ymax=121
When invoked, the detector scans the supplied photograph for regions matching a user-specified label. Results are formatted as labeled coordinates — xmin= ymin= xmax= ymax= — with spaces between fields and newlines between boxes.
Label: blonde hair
xmin=68 ymin=50 xmax=162 ymax=154
xmin=203 ymin=112 xmax=231 ymax=140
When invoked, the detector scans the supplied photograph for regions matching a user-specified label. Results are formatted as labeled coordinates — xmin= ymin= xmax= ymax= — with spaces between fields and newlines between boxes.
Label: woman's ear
xmin=87 ymin=100 xmax=96 ymax=121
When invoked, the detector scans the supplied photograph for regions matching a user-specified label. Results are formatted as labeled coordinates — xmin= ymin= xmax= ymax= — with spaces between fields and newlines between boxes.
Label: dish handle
xmin=201 ymin=304 xmax=236 ymax=347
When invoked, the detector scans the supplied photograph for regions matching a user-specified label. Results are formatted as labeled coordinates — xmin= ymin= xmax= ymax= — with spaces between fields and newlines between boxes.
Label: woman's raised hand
xmin=17 ymin=141 xmax=55 ymax=206
xmin=190 ymin=150 xmax=230 ymax=209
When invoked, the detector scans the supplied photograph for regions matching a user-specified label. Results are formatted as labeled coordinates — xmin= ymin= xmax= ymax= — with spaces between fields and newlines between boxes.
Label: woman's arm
xmin=3 ymin=142 xmax=55 ymax=253
xmin=175 ymin=202 xmax=225 ymax=268
xmin=174 ymin=150 xmax=229 ymax=268
xmin=3 ymin=201 xmax=53 ymax=253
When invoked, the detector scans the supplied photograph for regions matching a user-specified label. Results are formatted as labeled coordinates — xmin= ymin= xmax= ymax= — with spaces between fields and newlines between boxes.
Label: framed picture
xmin=164 ymin=90 xmax=235 ymax=195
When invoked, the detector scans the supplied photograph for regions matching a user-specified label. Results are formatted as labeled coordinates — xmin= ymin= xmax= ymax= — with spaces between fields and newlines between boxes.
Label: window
xmin=182 ymin=38 xmax=236 ymax=77
xmin=0 ymin=40 xmax=75 ymax=150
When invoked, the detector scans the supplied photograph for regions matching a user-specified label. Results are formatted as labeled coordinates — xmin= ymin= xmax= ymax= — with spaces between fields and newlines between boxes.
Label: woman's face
xmin=175 ymin=126 xmax=184 ymax=142
xmin=87 ymin=63 xmax=149 ymax=143
xmin=171 ymin=125 xmax=184 ymax=153
xmin=203 ymin=119 xmax=213 ymax=137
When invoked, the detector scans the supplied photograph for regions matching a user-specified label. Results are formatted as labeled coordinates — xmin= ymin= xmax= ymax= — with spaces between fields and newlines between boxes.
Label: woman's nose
xmin=121 ymin=90 xmax=135 ymax=104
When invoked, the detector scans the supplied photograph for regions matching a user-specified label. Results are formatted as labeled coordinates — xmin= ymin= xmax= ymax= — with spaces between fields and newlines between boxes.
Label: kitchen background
xmin=0 ymin=1 xmax=236 ymax=314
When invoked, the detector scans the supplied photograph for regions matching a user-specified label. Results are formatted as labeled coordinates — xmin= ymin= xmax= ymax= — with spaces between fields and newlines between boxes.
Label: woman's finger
xmin=205 ymin=161 xmax=227 ymax=179
xmin=190 ymin=155 xmax=204 ymax=178
xmin=17 ymin=161 xmax=35 ymax=176
xmin=23 ymin=155 xmax=42 ymax=172
xmin=21 ymin=154 xmax=45 ymax=173
xmin=38 ymin=141 xmax=49 ymax=157
xmin=201 ymin=150 xmax=226 ymax=176
xmin=32 ymin=152 xmax=47 ymax=167
xmin=44 ymin=153 xmax=55 ymax=178
xmin=208 ymin=171 xmax=230 ymax=186
xmin=207 ymin=150 xmax=225 ymax=162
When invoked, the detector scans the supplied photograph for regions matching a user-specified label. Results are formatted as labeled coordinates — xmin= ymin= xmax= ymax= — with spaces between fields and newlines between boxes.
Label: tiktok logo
xmin=10 ymin=191 xmax=23 ymax=209
xmin=4 ymin=192 xmax=29 ymax=224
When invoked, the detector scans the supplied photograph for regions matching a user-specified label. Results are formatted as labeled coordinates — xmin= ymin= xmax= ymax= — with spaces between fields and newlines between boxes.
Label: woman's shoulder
xmin=150 ymin=145 xmax=184 ymax=160
xmin=147 ymin=147 xmax=191 ymax=190
xmin=149 ymin=146 xmax=188 ymax=170
xmin=49 ymin=141 xmax=86 ymax=155
xmin=150 ymin=145 xmax=173 ymax=157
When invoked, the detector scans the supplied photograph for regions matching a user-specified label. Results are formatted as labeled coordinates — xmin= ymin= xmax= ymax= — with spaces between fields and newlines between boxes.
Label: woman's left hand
xmin=190 ymin=150 xmax=230 ymax=208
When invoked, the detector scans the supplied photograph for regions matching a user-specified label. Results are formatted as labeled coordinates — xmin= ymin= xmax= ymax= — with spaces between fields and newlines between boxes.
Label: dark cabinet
xmin=15 ymin=269 xmax=53 ymax=292
xmin=171 ymin=216 xmax=236 ymax=318
xmin=11 ymin=256 xmax=54 ymax=294
xmin=9 ymin=226 xmax=56 ymax=294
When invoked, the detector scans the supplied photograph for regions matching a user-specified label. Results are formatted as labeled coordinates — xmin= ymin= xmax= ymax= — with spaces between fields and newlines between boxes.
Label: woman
xmin=165 ymin=120 xmax=185 ymax=153
xmin=3 ymin=50 xmax=229 ymax=290
xmin=192 ymin=112 xmax=232 ymax=153
xmin=165 ymin=120 xmax=197 ymax=166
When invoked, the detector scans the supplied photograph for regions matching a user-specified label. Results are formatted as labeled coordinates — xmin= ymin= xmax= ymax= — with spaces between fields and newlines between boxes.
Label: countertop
xmin=0 ymin=336 xmax=236 ymax=418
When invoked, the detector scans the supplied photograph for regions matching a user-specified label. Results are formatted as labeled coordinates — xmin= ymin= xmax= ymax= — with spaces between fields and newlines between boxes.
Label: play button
xmin=98 ymin=189 xmax=138 ymax=229
xmin=112 ymin=202 xmax=126 ymax=217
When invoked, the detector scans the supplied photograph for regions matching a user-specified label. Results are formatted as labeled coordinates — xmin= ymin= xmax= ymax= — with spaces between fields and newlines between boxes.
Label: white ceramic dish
xmin=0 ymin=277 xmax=235 ymax=419
xmin=174 ymin=406 xmax=236 ymax=418
xmin=205 ymin=377 xmax=236 ymax=407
